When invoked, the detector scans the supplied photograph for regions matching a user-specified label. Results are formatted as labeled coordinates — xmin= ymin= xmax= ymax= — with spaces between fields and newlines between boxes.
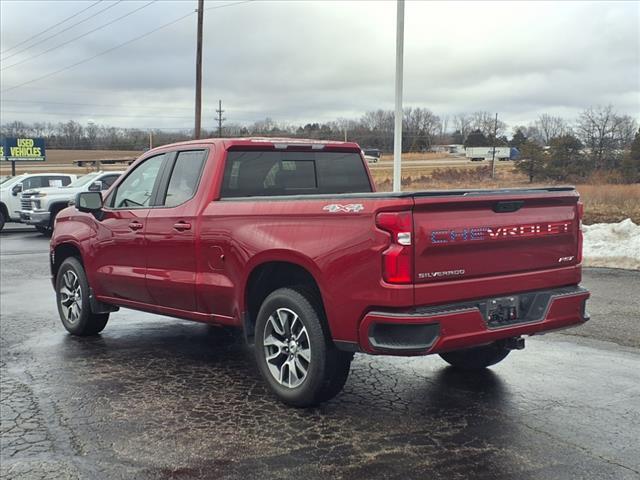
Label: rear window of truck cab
xmin=221 ymin=150 xmax=372 ymax=197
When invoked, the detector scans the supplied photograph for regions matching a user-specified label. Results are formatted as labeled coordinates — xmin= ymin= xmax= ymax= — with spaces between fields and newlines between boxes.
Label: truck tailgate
xmin=412 ymin=189 xmax=581 ymax=303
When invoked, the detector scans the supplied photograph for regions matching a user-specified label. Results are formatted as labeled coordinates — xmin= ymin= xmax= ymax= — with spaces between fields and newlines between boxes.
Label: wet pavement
xmin=1 ymin=231 xmax=639 ymax=480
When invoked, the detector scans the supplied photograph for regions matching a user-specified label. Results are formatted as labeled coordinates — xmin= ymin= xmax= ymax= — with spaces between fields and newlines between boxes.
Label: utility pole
xmin=393 ymin=0 xmax=405 ymax=192
xmin=148 ymin=131 xmax=153 ymax=150
xmin=216 ymin=99 xmax=225 ymax=137
xmin=194 ymin=0 xmax=204 ymax=139
xmin=491 ymin=112 xmax=498 ymax=179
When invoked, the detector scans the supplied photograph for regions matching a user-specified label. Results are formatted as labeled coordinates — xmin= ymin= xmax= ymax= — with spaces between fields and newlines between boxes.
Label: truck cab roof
xmin=155 ymin=137 xmax=362 ymax=152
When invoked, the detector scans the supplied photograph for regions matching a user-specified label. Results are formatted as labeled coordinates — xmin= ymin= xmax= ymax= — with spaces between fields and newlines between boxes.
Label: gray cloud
xmin=1 ymin=0 xmax=638 ymax=131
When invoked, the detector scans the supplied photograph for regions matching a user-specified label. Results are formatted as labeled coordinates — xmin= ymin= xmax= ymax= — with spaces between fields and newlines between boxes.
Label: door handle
xmin=128 ymin=221 xmax=143 ymax=231
xmin=173 ymin=221 xmax=192 ymax=232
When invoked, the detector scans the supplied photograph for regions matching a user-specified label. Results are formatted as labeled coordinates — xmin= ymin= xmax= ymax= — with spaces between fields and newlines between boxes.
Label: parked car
xmin=50 ymin=138 xmax=589 ymax=407
xmin=20 ymin=171 xmax=122 ymax=234
xmin=362 ymin=148 xmax=381 ymax=163
xmin=0 ymin=173 xmax=77 ymax=231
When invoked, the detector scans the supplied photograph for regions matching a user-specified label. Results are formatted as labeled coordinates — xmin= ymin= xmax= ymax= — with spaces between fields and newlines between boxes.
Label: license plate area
xmin=485 ymin=296 xmax=520 ymax=328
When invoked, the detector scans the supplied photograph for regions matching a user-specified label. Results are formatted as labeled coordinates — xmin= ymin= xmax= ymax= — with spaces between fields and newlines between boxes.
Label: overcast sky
xmin=1 ymin=0 xmax=638 ymax=132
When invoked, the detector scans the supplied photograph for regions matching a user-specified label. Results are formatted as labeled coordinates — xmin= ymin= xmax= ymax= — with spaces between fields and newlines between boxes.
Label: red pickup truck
xmin=50 ymin=138 xmax=589 ymax=406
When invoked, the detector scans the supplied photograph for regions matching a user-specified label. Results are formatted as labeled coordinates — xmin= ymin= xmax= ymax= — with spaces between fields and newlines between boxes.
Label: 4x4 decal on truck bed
xmin=323 ymin=204 xmax=364 ymax=213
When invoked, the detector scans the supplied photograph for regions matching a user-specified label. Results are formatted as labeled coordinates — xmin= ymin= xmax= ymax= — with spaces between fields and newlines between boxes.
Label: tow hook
xmin=503 ymin=337 xmax=525 ymax=350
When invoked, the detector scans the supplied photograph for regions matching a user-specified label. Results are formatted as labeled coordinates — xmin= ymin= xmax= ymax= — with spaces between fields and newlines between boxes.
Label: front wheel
xmin=439 ymin=342 xmax=510 ymax=370
xmin=0 ymin=211 xmax=5 ymax=231
xmin=254 ymin=287 xmax=352 ymax=407
xmin=56 ymin=257 xmax=109 ymax=336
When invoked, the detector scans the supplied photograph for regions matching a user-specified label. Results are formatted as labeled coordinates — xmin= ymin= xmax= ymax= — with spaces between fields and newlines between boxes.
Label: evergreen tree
xmin=516 ymin=140 xmax=546 ymax=182
xmin=546 ymin=134 xmax=589 ymax=180
xmin=464 ymin=129 xmax=488 ymax=148
xmin=511 ymin=129 xmax=527 ymax=149
xmin=620 ymin=128 xmax=640 ymax=183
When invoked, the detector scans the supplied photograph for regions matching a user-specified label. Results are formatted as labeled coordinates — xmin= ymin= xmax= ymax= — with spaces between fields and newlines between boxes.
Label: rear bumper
xmin=19 ymin=209 xmax=50 ymax=226
xmin=356 ymin=285 xmax=589 ymax=355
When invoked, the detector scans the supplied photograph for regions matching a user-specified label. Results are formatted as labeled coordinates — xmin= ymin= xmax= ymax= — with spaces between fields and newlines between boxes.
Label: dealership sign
xmin=0 ymin=137 xmax=46 ymax=161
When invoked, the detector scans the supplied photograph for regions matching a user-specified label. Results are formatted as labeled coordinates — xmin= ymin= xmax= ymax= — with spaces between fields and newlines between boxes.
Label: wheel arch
xmin=52 ymin=242 xmax=83 ymax=279
xmin=48 ymin=200 xmax=70 ymax=215
xmin=243 ymin=259 xmax=328 ymax=344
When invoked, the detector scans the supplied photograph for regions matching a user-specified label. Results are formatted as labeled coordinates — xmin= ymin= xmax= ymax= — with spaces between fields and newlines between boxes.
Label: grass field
xmin=371 ymin=167 xmax=640 ymax=225
xmin=0 ymin=149 xmax=142 ymax=175
xmin=575 ymin=184 xmax=640 ymax=224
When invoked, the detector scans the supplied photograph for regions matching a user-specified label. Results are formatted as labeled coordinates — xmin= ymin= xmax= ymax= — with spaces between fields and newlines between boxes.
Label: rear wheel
xmin=35 ymin=225 xmax=50 ymax=235
xmin=254 ymin=287 xmax=352 ymax=407
xmin=439 ymin=342 xmax=510 ymax=370
xmin=55 ymin=257 xmax=109 ymax=336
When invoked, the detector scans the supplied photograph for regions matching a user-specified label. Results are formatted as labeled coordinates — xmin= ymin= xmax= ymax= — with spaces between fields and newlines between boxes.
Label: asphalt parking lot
xmin=1 ymin=229 xmax=639 ymax=480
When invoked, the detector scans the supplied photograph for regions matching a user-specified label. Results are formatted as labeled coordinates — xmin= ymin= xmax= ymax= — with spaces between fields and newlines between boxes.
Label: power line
xmin=1 ymin=10 xmax=194 ymax=94
xmin=1 ymin=1 xmax=252 ymax=95
xmin=1 ymin=1 xmax=157 ymax=72
xmin=204 ymin=0 xmax=252 ymax=11
xmin=1 ymin=1 xmax=124 ymax=62
xmin=0 ymin=0 xmax=103 ymax=55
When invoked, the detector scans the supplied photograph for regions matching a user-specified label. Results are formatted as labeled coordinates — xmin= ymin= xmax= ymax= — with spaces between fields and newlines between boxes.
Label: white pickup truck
xmin=19 ymin=171 xmax=123 ymax=233
xmin=0 ymin=173 xmax=77 ymax=231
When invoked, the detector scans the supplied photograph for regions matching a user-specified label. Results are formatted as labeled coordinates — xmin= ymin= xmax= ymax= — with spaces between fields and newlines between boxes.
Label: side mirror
xmin=11 ymin=184 xmax=22 ymax=196
xmin=76 ymin=191 xmax=103 ymax=213
xmin=88 ymin=180 xmax=103 ymax=192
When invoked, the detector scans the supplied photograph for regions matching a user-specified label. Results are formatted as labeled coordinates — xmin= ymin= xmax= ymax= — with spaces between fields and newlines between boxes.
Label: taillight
xmin=577 ymin=201 xmax=584 ymax=263
xmin=376 ymin=211 xmax=413 ymax=284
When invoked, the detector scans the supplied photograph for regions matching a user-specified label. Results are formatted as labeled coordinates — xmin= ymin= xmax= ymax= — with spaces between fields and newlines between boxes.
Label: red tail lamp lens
xmin=376 ymin=211 xmax=413 ymax=284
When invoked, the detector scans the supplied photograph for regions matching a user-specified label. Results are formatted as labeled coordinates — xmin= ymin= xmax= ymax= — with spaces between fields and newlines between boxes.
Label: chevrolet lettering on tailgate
xmin=430 ymin=222 xmax=571 ymax=245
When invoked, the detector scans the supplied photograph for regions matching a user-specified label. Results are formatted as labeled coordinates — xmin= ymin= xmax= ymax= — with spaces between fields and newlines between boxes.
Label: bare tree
xmin=453 ymin=113 xmax=472 ymax=139
xmin=470 ymin=111 xmax=507 ymax=137
xmin=576 ymin=105 xmax=638 ymax=170
xmin=534 ymin=114 xmax=568 ymax=145
xmin=403 ymin=107 xmax=441 ymax=151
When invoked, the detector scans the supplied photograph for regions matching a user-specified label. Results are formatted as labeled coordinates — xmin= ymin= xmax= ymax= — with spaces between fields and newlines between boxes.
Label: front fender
xmin=51 ymin=208 xmax=98 ymax=282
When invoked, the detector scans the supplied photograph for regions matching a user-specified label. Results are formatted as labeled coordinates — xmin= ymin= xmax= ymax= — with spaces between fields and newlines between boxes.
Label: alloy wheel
xmin=59 ymin=270 xmax=82 ymax=324
xmin=263 ymin=307 xmax=311 ymax=388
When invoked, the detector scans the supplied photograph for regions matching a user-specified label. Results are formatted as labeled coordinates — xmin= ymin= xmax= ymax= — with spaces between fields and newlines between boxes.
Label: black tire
xmin=254 ymin=287 xmax=352 ymax=407
xmin=35 ymin=225 xmax=51 ymax=235
xmin=0 ymin=210 xmax=5 ymax=232
xmin=439 ymin=342 xmax=510 ymax=370
xmin=55 ymin=257 xmax=109 ymax=336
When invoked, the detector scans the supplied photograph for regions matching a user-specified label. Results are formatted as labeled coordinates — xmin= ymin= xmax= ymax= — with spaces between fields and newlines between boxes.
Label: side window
xmin=110 ymin=155 xmax=165 ymax=209
xmin=220 ymin=151 xmax=371 ymax=197
xmin=163 ymin=150 xmax=206 ymax=207
xmin=45 ymin=176 xmax=69 ymax=187
xmin=101 ymin=175 xmax=119 ymax=190
xmin=22 ymin=177 xmax=43 ymax=190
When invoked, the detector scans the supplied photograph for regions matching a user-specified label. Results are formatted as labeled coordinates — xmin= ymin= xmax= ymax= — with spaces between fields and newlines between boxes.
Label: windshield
xmin=66 ymin=173 xmax=100 ymax=188
xmin=0 ymin=175 xmax=23 ymax=188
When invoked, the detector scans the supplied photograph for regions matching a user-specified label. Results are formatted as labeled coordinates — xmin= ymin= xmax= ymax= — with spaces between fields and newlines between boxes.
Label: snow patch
xmin=582 ymin=219 xmax=640 ymax=270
